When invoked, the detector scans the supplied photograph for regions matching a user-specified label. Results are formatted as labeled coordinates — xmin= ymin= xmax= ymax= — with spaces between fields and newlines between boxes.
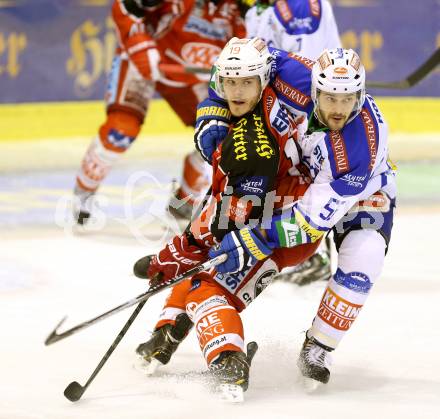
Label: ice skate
xmin=297 ymin=332 xmax=333 ymax=391
xmin=135 ymin=313 xmax=193 ymax=375
xmin=72 ymin=184 xmax=95 ymax=225
xmin=209 ymin=341 xmax=258 ymax=403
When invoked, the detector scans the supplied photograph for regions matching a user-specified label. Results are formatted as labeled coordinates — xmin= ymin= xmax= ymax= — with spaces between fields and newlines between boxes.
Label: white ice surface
xmin=1 ymin=151 xmax=440 ymax=419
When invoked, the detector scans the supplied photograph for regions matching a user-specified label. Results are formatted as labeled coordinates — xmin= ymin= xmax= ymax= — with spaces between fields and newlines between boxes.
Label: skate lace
xmin=209 ymin=352 xmax=248 ymax=378
xmin=304 ymin=340 xmax=332 ymax=369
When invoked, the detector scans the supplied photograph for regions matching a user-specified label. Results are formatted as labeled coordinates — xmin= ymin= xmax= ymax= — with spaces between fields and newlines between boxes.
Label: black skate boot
xmin=209 ymin=341 xmax=258 ymax=402
xmin=136 ymin=313 xmax=193 ymax=374
xmin=297 ymin=332 xmax=333 ymax=391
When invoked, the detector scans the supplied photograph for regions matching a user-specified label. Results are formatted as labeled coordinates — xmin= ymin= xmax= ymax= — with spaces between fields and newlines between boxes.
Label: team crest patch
xmin=334 ymin=268 xmax=372 ymax=294
xmin=181 ymin=42 xmax=222 ymax=67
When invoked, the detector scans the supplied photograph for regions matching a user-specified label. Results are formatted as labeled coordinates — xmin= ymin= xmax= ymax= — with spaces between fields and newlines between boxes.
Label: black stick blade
xmin=64 ymin=381 xmax=84 ymax=402
xmin=246 ymin=341 xmax=258 ymax=366
xmin=44 ymin=316 xmax=67 ymax=346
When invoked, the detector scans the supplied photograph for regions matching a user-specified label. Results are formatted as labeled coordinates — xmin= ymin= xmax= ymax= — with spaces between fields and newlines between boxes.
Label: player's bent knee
xmin=338 ymin=229 xmax=386 ymax=285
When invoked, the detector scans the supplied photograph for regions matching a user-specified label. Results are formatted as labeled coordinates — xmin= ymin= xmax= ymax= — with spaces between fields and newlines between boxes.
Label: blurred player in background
xmin=72 ymin=0 xmax=245 ymax=224
xmin=245 ymin=0 xmax=340 ymax=60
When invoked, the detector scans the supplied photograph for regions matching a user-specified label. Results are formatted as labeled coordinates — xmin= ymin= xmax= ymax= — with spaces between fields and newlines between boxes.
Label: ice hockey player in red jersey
xmin=133 ymin=37 xmax=321 ymax=401
xmin=72 ymin=0 xmax=245 ymax=223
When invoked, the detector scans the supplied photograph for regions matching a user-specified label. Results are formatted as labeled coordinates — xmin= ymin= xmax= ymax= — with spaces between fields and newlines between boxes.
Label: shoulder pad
xmin=269 ymin=53 xmax=313 ymax=115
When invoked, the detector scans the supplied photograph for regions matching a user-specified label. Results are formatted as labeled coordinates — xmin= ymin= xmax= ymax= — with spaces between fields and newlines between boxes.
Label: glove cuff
xmin=238 ymin=227 xmax=272 ymax=261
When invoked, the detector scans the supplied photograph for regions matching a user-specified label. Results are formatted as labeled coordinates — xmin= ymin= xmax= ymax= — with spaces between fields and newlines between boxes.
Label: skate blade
xmin=133 ymin=356 xmax=162 ymax=376
xmin=217 ymin=384 xmax=244 ymax=403
xmin=301 ymin=376 xmax=322 ymax=393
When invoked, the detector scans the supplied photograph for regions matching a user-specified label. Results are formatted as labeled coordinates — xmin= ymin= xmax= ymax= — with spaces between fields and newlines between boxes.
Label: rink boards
xmin=1 ymin=97 xmax=439 ymax=142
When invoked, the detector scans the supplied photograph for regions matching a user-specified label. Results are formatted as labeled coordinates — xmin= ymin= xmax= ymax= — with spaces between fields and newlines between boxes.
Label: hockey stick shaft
xmin=63 ymin=189 xmax=218 ymax=401
xmin=366 ymin=48 xmax=440 ymax=89
xmin=159 ymin=49 xmax=440 ymax=89
xmin=45 ymin=253 xmax=226 ymax=345
xmin=64 ymin=300 xmax=147 ymax=402
xmin=159 ymin=63 xmax=211 ymax=76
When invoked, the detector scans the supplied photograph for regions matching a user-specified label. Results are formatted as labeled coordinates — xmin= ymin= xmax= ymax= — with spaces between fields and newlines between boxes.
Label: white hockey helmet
xmin=214 ymin=37 xmax=273 ymax=99
xmin=311 ymin=48 xmax=366 ymax=124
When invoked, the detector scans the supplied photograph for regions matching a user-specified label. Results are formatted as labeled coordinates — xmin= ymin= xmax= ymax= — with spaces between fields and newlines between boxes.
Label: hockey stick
xmin=159 ymin=63 xmax=211 ymax=76
xmin=63 ymin=300 xmax=146 ymax=402
xmin=45 ymin=253 xmax=226 ymax=346
xmin=366 ymin=48 xmax=440 ymax=89
xmin=60 ymin=254 xmax=225 ymax=402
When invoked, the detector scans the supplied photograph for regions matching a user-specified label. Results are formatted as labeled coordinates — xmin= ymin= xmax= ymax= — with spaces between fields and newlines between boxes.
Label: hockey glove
xmin=126 ymin=35 xmax=161 ymax=81
xmin=194 ymin=98 xmax=231 ymax=163
xmin=208 ymin=227 xmax=273 ymax=274
xmin=147 ymin=233 xmax=209 ymax=283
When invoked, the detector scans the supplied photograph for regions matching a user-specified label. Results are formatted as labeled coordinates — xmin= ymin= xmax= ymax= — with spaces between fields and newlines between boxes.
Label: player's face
xmin=222 ymin=76 xmax=261 ymax=117
xmin=317 ymin=92 xmax=358 ymax=131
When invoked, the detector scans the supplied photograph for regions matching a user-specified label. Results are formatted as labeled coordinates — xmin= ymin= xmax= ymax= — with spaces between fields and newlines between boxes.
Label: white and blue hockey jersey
xmin=262 ymin=50 xmax=396 ymax=246
xmin=277 ymin=94 xmax=397 ymax=246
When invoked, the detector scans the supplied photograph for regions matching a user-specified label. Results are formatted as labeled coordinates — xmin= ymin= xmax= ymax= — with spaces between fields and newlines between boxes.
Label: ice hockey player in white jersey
xmin=209 ymin=47 xmax=397 ymax=389
xmin=245 ymin=0 xmax=341 ymax=59
xmin=244 ymin=0 xmax=342 ymax=285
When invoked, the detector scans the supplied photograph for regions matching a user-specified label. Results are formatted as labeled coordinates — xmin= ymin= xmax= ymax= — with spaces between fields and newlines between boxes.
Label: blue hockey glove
xmin=208 ymin=227 xmax=274 ymax=273
xmin=194 ymin=98 xmax=231 ymax=163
